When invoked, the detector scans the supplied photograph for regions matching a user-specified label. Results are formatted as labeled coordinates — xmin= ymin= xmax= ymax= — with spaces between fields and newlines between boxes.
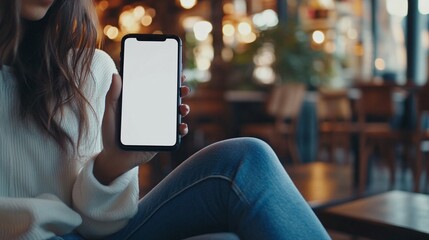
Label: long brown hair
xmin=0 ymin=0 xmax=100 ymax=152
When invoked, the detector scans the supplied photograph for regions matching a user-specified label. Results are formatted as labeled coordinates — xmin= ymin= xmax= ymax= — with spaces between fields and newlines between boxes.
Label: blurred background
xmin=94 ymin=0 xmax=429 ymax=221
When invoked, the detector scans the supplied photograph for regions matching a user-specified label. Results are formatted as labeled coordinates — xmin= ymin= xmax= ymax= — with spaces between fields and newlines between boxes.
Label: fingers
xmin=179 ymin=123 xmax=188 ymax=136
xmin=179 ymin=75 xmax=190 ymax=137
xmin=103 ymin=73 xmax=122 ymax=127
xmin=106 ymin=73 xmax=122 ymax=109
xmin=179 ymin=104 xmax=190 ymax=117
xmin=101 ymin=74 xmax=122 ymax=154
xmin=180 ymin=75 xmax=190 ymax=98
xmin=180 ymin=85 xmax=190 ymax=98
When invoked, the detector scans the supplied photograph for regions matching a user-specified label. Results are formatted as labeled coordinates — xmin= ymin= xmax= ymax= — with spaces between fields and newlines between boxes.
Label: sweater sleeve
xmin=0 ymin=194 xmax=82 ymax=239
xmin=72 ymin=158 xmax=139 ymax=239
xmin=71 ymin=49 xmax=140 ymax=239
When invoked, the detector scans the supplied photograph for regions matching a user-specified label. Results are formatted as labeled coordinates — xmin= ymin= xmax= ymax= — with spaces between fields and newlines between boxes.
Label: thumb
xmin=102 ymin=73 xmax=122 ymax=147
xmin=105 ymin=73 xmax=122 ymax=109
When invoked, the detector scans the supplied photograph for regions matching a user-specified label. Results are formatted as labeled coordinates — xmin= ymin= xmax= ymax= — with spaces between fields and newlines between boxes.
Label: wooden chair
xmin=240 ymin=83 xmax=306 ymax=163
xmin=275 ymin=83 xmax=306 ymax=164
xmin=356 ymin=83 xmax=403 ymax=193
xmin=316 ymin=88 xmax=357 ymax=163
xmin=240 ymin=84 xmax=286 ymax=157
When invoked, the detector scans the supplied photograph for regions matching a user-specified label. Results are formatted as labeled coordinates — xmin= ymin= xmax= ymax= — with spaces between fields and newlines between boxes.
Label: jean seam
xmin=229 ymin=148 xmax=251 ymax=207
xmin=123 ymin=175 xmax=235 ymax=240
xmin=230 ymin=179 xmax=250 ymax=207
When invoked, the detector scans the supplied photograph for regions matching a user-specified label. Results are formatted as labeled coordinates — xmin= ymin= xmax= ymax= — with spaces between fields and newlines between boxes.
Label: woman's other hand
xmin=93 ymin=74 xmax=190 ymax=185
xmin=179 ymin=75 xmax=191 ymax=135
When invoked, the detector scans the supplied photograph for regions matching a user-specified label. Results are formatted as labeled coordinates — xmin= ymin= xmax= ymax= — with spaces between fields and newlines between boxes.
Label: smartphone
xmin=119 ymin=34 xmax=182 ymax=151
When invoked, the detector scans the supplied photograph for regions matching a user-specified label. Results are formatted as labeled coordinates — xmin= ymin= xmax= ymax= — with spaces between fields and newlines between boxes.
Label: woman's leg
xmin=105 ymin=137 xmax=329 ymax=240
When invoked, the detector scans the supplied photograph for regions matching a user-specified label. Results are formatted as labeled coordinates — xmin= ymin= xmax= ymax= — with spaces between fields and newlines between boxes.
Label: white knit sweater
xmin=0 ymin=50 xmax=139 ymax=240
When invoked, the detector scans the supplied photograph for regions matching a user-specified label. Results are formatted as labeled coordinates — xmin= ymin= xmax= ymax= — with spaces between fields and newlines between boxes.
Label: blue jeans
xmin=54 ymin=138 xmax=330 ymax=240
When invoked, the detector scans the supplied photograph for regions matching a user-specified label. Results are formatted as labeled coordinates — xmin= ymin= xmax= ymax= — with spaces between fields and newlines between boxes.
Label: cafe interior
xmin=95 ymin=0 xmax=429 ymax=239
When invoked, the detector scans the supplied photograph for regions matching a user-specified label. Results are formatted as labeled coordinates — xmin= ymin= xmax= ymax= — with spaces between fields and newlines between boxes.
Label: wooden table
xmin=316 ymin=190 xmax=429 ymax=240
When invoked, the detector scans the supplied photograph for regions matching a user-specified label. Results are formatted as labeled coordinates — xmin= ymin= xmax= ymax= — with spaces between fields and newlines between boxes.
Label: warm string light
xmin=312 ymin=30 xmax=325 ymax=44
xmin=252 ymin=9 xmax=278 ymax=30
xmin=193 ymin=21 xmax=213 ymax=41
xmin=181 ymin=2 xmax=279 ymax=84
xmin=179 ymin=2 xmax=278 ymax=84
xmin=375 ymin=58 xmax=386 ymax=71
xmin=103 ymin=25 xmax=119 ymax=40
xmin=103 ymin=5 xmax=156 ymax=40
xmin=180 ymin=0 xmax=197 ymax=9
xmin=97 ymin=0 xmax=109 ymax=11
xmin=181 ymin=16 xmax=213 ymax=83
xmin=222 ymin=24 xmax=235 ymax=37
xmin=253 ymin=43 xmax=276 ymax=85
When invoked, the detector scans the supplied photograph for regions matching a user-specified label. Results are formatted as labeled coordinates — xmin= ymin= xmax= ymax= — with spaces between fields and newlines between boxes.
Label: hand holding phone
xmin=119 ymin=34 xmax=182 ymax=151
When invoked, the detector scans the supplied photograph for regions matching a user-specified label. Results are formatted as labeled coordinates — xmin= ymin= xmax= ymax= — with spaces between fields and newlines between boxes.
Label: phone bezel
xmin=118 ymin=34 xmax=182 ymax=151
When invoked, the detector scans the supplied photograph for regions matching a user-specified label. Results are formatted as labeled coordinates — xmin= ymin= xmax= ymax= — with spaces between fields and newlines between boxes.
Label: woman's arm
xmin=72 ymin=156 xmax=139 ymax=239
xmin=0 ymin=194 xmax=82 ymax=239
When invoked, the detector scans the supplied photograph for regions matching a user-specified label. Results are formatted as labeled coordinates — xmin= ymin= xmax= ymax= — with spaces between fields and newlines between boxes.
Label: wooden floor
xmin=285 ymin=162 xmax=354 ymax=207
xmin=285 ymin=160 xmax=429 ymax=206
xmin=138 ymin=150 xmax=428 ymax=239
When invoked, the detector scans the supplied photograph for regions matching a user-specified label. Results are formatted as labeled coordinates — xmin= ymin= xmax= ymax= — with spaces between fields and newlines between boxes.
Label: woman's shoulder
xmin=92 ymin=49 xmax=118 ymax=74
xmin=89 ymin=49 xmax=118 ymax=93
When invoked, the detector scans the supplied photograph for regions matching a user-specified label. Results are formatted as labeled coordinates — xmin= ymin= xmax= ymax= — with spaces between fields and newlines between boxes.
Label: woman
xmin=0 ymin=0 xmax=330 ymax=239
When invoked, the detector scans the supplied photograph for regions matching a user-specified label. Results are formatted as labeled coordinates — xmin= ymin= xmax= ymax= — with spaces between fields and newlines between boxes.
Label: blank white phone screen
xmin=121 ymin=37 xmax=179 ymax=146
